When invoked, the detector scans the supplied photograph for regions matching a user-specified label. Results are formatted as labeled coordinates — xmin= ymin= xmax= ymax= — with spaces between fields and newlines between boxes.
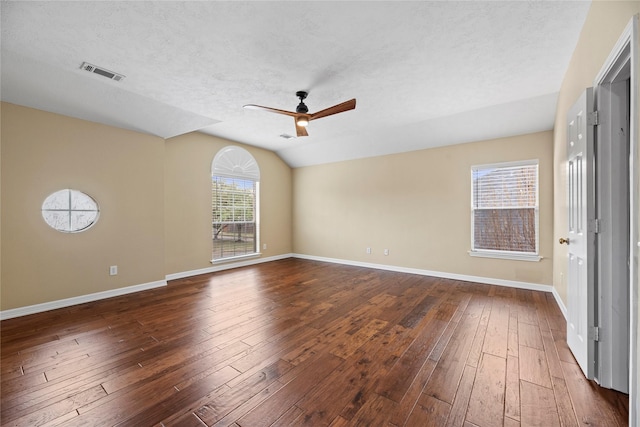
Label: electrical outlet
xmin=263 ymin=243 xmax=267 ymax=250
xmin=109 ymin=265 xmax=118 ymax=276
xmin=366 ymin=247 xmax=371 ymax=254
xmin=384 ymin=249 xmax=389 ymax=256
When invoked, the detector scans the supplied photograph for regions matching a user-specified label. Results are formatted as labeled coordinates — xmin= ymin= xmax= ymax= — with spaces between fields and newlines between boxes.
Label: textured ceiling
xmin=1 ymin=1 xmax=591 ymax=167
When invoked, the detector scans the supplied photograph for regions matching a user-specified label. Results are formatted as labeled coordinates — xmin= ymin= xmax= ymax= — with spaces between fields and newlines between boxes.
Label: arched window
xmin=211 ymin=146 xmax=260 ymax=261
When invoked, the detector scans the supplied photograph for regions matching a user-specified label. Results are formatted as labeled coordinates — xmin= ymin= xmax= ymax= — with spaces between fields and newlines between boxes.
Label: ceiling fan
xmin=243 ymin=91 xmax=356 ymax=137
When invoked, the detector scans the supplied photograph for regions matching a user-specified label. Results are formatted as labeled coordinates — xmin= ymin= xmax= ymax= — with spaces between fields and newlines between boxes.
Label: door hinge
xmin=589 ymin=326 xmax=600 ymax=342
xmin=587 ymin=110 xmax=599 ymax=126
xmin=589 ymin=218 xmax=601 ymax=234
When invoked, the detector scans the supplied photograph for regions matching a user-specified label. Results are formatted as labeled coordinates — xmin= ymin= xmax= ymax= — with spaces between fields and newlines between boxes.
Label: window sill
xmin=211 ymin=253 xmax=261 ymax=264
xmin=468 ymin=250 xmax=542 ymax=262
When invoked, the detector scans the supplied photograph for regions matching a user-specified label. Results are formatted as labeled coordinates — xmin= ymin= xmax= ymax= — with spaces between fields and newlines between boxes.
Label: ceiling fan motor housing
xmin=296 ymin=102 xmax=308 ymax=113
xmin=296 ymin=91 xmax=309 ymax=113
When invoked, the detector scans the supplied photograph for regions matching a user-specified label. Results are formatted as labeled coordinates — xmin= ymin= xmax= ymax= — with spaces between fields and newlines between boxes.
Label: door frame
xmin=593 ymin=15 xmax=639 ymax=424
xmin=596 ymin=63 xmax=631 ymax=391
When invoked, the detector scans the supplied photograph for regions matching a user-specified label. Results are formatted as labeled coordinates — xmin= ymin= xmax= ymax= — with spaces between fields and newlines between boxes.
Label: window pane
xmin=43 ymin=189 xmax=70 ymax=210
xmin=70 ymin=190 xmax=98 ymax=210
xmin=212 ymin=222 xmax=256 ymax=259
xmin=473 ymin=208 xmax=536 ymax=252
xmin=42 ymin=210 xmax=70 ymax=232
xmin=473 ymin=164 xmax=537 ymax=208
xmin=71 ymin=211 xmax=99 ymax=231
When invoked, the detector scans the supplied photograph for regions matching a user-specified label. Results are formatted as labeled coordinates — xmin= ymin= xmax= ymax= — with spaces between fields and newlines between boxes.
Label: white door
xmin=564 ymin=88 xmax=596 ymax=379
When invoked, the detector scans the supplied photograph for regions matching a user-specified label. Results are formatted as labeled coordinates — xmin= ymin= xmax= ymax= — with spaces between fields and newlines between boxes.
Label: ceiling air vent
xmin=80 ymin=62 xmax=125 ymax=82
xmin=279 ymin=134 xmax=295 ymax=139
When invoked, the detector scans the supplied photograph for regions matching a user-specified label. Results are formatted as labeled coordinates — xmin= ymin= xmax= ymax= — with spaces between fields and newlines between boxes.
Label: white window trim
xmin=469 ymin=159 xmax=540 ymax=261
xmin=211 ymin=252 xmax=261 ymax=264
xmin=468 ymin=249 xmax=542 ymax=262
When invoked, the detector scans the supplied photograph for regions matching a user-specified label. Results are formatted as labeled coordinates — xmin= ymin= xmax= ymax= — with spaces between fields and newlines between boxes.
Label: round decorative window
xmin=41 ymin=189 xmax=100 ymax=233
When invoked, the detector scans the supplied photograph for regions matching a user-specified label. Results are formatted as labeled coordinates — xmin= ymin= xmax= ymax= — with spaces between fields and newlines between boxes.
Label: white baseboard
xmin=165 ymin=253 xmax=294 ymax=281
xmin=551 ymin=286 xmax=568 ymax=320
xmin=1 ymin=254 xmax=291 ymax=321
xmin=292 ymin=253 xmax=554 ymax=293
xmin=0 ymin=279 xmax=167 ymax=321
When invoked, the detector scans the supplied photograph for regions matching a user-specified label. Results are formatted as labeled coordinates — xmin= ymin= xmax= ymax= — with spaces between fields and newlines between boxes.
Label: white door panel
xmin=565 ymin=88 xmax=596 ymax=379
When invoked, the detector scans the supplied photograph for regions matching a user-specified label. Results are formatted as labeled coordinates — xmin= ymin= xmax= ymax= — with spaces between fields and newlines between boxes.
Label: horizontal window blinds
xmin=212 ymin=177 xmax=256 ymax=224
xmin=472 ymin=164 xmax=538 ymax=209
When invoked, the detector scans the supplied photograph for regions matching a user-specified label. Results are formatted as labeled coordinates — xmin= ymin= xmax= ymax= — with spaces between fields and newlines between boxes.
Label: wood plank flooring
xmin=0 ymin=258 xmax=629 ymax=426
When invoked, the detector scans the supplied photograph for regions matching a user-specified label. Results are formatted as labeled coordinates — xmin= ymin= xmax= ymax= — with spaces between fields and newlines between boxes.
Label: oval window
xmin=41 ymin=189 xmax=100 ymax=233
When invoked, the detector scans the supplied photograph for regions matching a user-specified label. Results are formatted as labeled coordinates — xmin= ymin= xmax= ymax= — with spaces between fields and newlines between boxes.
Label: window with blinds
xmin=212 ymin=177 xmax=257 ymax=259
xmin=471 ymin=160 xmax=539 ymax=258
xmin=211 ymin=146 xmax=260 ymax=261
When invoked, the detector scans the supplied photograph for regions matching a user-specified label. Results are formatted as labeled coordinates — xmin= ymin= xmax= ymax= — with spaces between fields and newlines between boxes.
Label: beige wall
xmin=293 ymin=131 xmax=554 ymax=286
xmin=1 ymin=103 xmax=166 ymax=310
xmin=552 ymin=1 xmax=640 ymax=304
xmin=0 ymin=104 xmax=294 ymax=311
xmin=164 ymin=132 xmax=292 ymax=275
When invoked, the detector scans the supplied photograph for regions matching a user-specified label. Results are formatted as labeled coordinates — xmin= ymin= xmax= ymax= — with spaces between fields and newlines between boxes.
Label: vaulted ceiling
xmin=1 ymin=1 xmax=591 ymax=167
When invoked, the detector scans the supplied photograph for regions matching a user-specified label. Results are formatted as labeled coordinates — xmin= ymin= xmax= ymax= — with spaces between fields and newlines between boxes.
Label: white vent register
xmin=80 ymin=62 xmax=125 ymax=82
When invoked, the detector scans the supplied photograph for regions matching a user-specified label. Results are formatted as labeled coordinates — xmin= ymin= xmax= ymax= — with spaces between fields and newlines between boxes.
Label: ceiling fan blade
xmin=295 ymin=118 xmax=309 ymax=137
xmin=243 ymin=104 xmax=298 ymax=117
xmin=310 ymin=99 xmax=356 ymax=121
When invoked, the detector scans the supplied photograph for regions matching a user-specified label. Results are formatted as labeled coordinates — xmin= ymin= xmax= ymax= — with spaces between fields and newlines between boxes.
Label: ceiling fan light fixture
xmin=296 ymin=116 xmax=309 ymax=127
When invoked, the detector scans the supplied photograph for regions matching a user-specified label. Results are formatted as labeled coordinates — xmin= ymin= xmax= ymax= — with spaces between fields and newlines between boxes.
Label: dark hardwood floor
xmin=0 ymin=258 xmax=629 ymax=426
